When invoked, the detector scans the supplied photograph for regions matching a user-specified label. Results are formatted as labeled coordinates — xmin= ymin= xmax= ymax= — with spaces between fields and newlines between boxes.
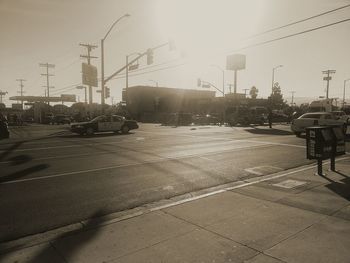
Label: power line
xmin=246 ymin=4 xmax=350 ymax=39
xmin=231 ymin=18 xmax=350 ymax=53
xmin=46 ymin=17 xmax=350 ymax=98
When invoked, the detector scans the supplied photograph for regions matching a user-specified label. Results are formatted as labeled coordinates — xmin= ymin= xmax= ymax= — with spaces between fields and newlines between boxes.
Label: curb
xmin=2 ymin=158 xmax=344 ymax=255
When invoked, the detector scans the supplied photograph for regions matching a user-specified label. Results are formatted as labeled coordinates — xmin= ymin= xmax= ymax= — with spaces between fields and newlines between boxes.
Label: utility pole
xmin=39 ymin=63 xmax=55 ymax=105
xmin=16 ymin=79 xmax=26 ymax=109
xmin=290 ymin=91 xmax=296 ymax=106
xmin=0 ymin=90 xmax=8 ymax=104
xmin=342 ymin=78 xmax=350 ymax=108
xmin=243 ymin=88 xmax=249 ymax=97
xmin=322 ymin=70 xmax=336 ymax=99
xmin=80 ymin=43 xmax=98 ymax=104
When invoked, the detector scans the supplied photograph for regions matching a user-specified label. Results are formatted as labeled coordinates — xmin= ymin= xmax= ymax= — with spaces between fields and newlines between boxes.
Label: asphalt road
xmin=0 ymin=123 xmax=327 ymax=242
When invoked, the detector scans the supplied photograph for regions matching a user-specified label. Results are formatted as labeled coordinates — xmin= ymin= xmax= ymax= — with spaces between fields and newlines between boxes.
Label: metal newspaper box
xmin=329 ymin=125 xmax=346 ymax=156
xmin=306 ymin=126 xmax=333 ymax=160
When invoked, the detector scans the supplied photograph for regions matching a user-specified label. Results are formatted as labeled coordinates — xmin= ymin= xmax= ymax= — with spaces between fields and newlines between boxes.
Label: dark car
xmin=52 ymin=114 xmax=71 ymax=125
xmin=71 ymin=115 xmax=138 ymax=135
xmin=0 ymin=119 xmax=9 ymax=139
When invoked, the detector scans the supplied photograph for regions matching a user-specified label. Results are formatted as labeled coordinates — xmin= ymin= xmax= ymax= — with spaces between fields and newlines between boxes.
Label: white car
xmin=291 ymin=112 xmax=347 ymax=137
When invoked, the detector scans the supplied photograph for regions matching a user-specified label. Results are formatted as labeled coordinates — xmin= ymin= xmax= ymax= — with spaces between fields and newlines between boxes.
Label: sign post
xmin=226 ymin=54 xmax=246 ymax=94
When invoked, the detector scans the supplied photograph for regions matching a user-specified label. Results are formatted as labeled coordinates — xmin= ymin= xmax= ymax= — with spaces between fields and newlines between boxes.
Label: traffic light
xmin=105 ymin=87 xmax=110 ymax=99
xmin=197 ymin=78 xmax=202 ymax=87
xmin=147 ymin=48 xmax=154 ymax=65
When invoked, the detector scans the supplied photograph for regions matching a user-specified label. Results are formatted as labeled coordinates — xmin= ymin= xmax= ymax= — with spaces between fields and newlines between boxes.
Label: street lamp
xmin=210 ymin=65 xmax=225 ymax=96
xmin=149 ymin=79 xmax=158 ymax=87
xmin=76 ymin=86 xmax=87 ymax=104
xmin=101 ymin=13 xmax=130 ymax=105
xmin=272 ymin=65 xmax=283 ymax=93
xmin=342 ymin=78 xmax=350 ymax=108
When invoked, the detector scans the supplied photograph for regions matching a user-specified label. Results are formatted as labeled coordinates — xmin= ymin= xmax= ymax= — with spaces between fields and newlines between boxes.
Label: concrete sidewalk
xmin=1 ymin=158 xmax=350 ymax=262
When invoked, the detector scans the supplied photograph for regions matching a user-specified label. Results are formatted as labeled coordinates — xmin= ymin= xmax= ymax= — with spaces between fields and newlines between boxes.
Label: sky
xmin=0 ymin=0 xmax=350 ymax=106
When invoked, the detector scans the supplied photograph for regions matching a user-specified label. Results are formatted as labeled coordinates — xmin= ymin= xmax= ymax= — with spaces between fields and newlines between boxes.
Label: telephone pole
xmin=290 ymin=91 xmax=296 ymax=106
xmin=0 ymin=90 xmax=8 ymax=104
xmin=322 ymin=70 xmax=336 ymax=99
xmin=39 ymin=63 xmax=55 ymax=105
xmin=80 ymin=43 xmax=98 ymax=104
xmin=16 ymin=79 xmax=26 ymax=109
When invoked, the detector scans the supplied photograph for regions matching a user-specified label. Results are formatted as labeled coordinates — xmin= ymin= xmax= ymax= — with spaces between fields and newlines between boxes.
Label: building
xmin=123 ymin=86 xmax=215 ymax=122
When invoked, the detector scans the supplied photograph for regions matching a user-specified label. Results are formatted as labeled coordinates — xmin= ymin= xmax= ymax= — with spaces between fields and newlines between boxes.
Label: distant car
xmin=52 ymin=114 xmax=71 ymax=125
xmin=71 ymin=115 xmax=138 ymax=135
xmin=0 ymin=119 xmax=9 ymax=139
xmin=291 ymin=112 xmax=347 ymax=137
xmin=271 ymin=112 xmax=290 ymax=123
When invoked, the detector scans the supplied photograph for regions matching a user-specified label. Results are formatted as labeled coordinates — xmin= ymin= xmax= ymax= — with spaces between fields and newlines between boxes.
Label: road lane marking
xmin=138 ymin=130 xmax=305 ymax=149
xmin=0 ymin=144 xmax=273 ymax=185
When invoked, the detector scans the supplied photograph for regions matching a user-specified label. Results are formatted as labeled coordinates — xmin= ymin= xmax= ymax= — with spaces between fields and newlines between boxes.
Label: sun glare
xmin=154 ymin=0 xmax=265 ymax=59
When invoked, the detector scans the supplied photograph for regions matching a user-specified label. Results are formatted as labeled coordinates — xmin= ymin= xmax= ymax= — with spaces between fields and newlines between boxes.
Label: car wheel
xmin=86 ymin=127 xmax=94 ymax=136
xmin=121 ymin=125 xmax=129 ymax=134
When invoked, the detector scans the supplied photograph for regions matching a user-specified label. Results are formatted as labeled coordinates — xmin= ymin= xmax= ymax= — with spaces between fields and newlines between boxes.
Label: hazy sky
xmin=1 ymin=0 xmax=349 ymax=106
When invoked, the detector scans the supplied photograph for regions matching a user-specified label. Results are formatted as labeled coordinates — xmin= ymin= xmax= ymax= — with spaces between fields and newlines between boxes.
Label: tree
xmin=249 ymin=86 xmax=258 ymax=99
xmin=268 ymin=82 xmax=286 ymax=109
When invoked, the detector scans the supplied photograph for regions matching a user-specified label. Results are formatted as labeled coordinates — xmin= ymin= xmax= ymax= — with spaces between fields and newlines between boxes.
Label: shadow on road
xmin=0 ymin=164 xmax=49 ymax=184
xmin=28 ymin=210 xmax=106 ymax=263
xmin=319 ymin=172 xmax=350 ymax=201
xmin=245 ymin=127 xmax=294 ymax=136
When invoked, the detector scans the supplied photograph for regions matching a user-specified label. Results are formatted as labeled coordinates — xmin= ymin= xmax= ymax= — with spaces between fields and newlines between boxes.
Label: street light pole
xmin=343 ymin=78 xmax=350 ymax=108
xmin=100 ymin=14 xmax=130 ymax=105
xmin=272 ymin=65 xmax=283 ymax=94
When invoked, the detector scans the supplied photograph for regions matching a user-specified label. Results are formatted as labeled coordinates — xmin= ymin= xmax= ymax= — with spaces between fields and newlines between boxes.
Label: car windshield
xmin=90 ymin=116 xmax=104 ymax=123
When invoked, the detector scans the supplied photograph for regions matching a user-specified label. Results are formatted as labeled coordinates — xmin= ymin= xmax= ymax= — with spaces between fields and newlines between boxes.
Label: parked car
xmin=271 ymin=112 xmax=290 ymax=123
xmin=52 ymin=114 xmax=71 ymax=125
xmin=192 ymin=114 xmax=221 ymax=125
xmin=71 ymin=115 xmax=138 ymax=135
xmin=291 ymin=112 xmax=347 ymax=137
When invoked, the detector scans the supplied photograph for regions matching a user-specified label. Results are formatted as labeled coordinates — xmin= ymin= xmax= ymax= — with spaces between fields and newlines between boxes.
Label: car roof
xmin=300 ymin=112 xmax=331 ymax=117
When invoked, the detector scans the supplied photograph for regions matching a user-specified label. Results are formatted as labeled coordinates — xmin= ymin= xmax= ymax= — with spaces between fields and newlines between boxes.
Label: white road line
xmin=138 ymin=130 xmax=304 ymax=149
xmin=0 ymin=143 xmax=272 ymax=185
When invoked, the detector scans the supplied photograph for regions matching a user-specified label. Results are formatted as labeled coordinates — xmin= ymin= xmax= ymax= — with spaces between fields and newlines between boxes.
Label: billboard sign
xmin=61 ymin=94 xmax=76 ymax=102
xmin=226 ymin=54 xmax=246 ymax=71
xmin=82 ymin=63 xmax=98 ymax=87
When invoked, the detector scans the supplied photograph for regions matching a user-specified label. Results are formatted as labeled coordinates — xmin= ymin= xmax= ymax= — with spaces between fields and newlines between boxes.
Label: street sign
xmin=226 ymin=54 xmax=246 ymax=71
xmin=323 ymin=76 xmax=332 ymax=81
xmin=82 ymin=63 xmax=98 ymax=87
xmin=61 ymin=94 xmax=76 ymax=102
